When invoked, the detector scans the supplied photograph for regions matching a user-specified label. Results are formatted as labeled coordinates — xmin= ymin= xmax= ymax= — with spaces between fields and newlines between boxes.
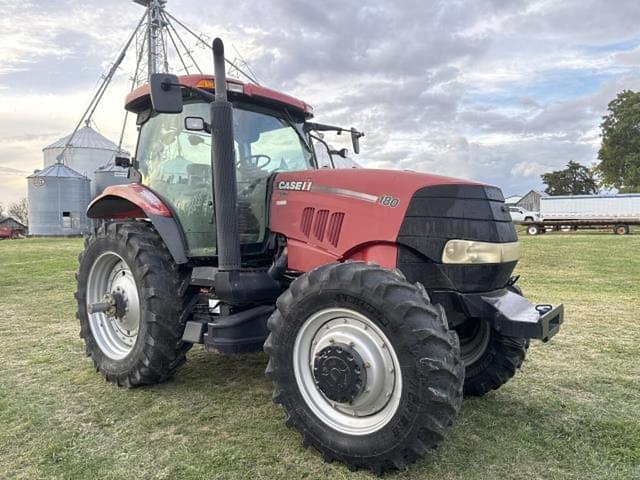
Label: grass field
xmin=1 ymin=232 xmax=639 ymax=479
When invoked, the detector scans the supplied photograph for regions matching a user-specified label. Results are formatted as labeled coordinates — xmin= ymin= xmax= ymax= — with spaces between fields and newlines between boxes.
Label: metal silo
xmin=43 ymin=126 xmax=129 ymax=196
xmin=27 ymin=163 xmax=91 ymax=236
xmin=94 ymin=162 xmax=131 ymax=197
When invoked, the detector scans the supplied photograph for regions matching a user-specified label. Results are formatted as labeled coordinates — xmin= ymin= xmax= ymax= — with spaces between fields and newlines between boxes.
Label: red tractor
xmin=77 ymin=39 xmax=563 ymax=473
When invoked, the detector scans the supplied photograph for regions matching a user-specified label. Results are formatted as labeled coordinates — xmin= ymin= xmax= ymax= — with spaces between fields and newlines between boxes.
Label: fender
xmin=342 ymin=242 xmax=398 ymax=269
xmin=87 ymin=184 xmax=189 ymax=264
xmin=285 ymin=239 xmax=398 ymax=272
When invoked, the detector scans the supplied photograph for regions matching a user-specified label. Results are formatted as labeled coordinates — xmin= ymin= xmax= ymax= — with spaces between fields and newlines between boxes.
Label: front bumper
xmin=431 ymin=288 xmax=564 ymax=342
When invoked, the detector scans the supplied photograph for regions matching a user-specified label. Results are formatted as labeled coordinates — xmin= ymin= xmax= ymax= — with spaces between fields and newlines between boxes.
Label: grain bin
xmin=94 ymin=162 xmax=131 ymax=197
xmin=27 ymin=163 xmax=91 ymax=236
xmin=43 ymin=126 xmax=129 ymax=196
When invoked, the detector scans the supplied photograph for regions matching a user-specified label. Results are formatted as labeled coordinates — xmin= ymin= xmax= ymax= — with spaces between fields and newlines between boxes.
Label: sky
xmin=1 ymin=0 xmax=640 ymax=208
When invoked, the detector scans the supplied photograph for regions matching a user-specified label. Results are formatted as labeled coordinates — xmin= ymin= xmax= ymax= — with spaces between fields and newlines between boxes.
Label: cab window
xmin=136 ymin=101 xmax=313 ymax=256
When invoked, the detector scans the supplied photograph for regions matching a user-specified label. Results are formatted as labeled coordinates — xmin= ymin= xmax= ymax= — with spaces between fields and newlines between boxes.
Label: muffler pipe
xmin=210 ymin=38 xmax=241 ymax=271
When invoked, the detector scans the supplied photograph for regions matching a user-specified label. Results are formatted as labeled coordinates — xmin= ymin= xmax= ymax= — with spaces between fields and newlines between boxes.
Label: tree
xmin=8 ymin=198 xmax=28 ymax=226
xmin=541 ymin=161 xmax=599 ymax=195
xmin=597 ymin=90 xmax=640 ymax=192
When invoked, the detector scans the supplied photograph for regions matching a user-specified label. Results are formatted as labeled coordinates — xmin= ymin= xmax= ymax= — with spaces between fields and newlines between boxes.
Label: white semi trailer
xmin=526 ymin=193 xmax=640 ymax=235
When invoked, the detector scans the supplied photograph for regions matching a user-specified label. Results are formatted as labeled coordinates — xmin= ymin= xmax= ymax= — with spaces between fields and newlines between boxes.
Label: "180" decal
xmin=378 ymin=195 xmax=400 ymax=208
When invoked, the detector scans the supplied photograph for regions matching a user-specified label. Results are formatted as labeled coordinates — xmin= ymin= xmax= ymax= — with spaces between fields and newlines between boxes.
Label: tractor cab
xmin=125 ymin=75 xmax=316 ymax=257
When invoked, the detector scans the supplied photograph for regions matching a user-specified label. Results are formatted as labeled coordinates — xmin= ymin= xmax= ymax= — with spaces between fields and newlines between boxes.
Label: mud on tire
xmin=76 ymin=221 xmax=192 ymax=387
xmin=264 ymin=262 xmax=464 ymax=474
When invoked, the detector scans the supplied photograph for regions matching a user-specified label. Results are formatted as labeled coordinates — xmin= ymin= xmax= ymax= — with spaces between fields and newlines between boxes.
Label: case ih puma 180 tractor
xmin=77 ymin=39 xmax=563 ymax=473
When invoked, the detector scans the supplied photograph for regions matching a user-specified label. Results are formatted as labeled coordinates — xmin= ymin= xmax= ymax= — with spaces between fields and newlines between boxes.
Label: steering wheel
xmin=243 ymin=154 xmax=272 ymax=169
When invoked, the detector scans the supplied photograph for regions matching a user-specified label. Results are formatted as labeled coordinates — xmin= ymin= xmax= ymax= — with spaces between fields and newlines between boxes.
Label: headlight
xmin=442 ymin=240 xmax=521 ymax=264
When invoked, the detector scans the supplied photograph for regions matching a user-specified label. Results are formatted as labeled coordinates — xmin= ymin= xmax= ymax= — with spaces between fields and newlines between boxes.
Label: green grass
xmin=1 ymin=234 xmax=639 ymax=479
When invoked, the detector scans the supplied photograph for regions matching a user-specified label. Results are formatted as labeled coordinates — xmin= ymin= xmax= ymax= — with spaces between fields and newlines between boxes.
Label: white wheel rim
xmin=87 ymin=252 xmax=141 ymax=360
xmin=293 ymin=308 xmax=402 ymax=436
xmin=458 ymin=319 xmax=491 ymax=366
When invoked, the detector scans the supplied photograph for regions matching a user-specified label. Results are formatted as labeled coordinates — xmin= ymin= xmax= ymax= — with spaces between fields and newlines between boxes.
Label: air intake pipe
xmin=210 ymin=38 xmax=241 ymax=271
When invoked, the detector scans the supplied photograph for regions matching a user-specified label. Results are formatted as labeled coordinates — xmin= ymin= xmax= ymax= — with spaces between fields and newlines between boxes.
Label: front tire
xmin=76 ymin=221 xmax=192 ymax=387
xmin=457 ymin=322 xmax=527 ymax=396
xmin=456 ymin=284 xmax=528 ymax=396
xmin=265 ymin=262 xmax=464 ymax=474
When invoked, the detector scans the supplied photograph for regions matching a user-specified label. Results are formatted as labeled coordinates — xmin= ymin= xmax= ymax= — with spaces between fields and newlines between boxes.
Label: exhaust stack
xmin=209 ymin=37 xmax=283 ymax=306
xmin=210 ymin=38 xmax=241 ymax=271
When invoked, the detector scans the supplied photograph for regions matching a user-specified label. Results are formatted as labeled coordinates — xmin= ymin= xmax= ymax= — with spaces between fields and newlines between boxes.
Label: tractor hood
xmin=269 ymin=168 xmax=517 ymax=288
xmin=270 ymin=168 xmax=482 ymax=255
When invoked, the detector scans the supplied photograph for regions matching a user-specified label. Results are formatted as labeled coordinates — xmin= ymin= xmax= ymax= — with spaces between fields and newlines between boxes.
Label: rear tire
xmin=614 ymin=224 xmax=629 ymax=235
xmin=76 ymin=221 xmax=193 ymax=387
xmin=265 ymin=262 xmax=464 ymax=474
xmin=527 ymin=225 xmax=539 ymax=235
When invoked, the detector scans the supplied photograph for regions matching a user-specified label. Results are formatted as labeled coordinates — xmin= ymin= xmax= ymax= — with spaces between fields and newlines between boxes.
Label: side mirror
xmin=350 ymin=129 xmax=364 ymax=155
xmin=114 ymin=156 xmax=131 ymax=168
xmin=330 ymin=148 xmax=349 ymax=159
xmin=150 ymin=73 xmax=183 ymax=114
xmin=185 ymin=116 xmax=206 ymax=131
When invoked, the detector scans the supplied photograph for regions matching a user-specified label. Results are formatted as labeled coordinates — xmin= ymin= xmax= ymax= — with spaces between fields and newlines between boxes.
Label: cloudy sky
xmin=1 ymin=0 xmax=640 ymax=208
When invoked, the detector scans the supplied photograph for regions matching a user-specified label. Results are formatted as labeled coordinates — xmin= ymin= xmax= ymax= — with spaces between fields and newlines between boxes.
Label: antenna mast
xmin=134 ymin=0 xmax=169 ymax=81
xmin=57 ymin=0 xmax=261 ymax=163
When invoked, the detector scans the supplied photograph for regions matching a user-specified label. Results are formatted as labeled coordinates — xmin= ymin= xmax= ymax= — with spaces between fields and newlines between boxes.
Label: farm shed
xmin=517 ymin=190 xmax=548 ymax=212
xmin=0 ymin=217 xmax=27 ymax=236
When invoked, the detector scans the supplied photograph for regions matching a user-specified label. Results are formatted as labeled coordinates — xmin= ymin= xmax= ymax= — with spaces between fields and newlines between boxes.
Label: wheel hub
xmin=293 ymin=308 xmax=402 ymax=436
xmin=86 ymin=252 xmax=141 ymax=360
xmin=313 ymin=344 xmax=367 ymax=403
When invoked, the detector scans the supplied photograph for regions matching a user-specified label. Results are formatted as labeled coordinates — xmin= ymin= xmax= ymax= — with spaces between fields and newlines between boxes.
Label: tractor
xmin=76 ymin=38 xmax=564 ymax=473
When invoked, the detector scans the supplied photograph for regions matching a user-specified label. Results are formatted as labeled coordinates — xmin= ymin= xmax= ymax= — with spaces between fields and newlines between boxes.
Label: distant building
xmin=27 ymin=126 xmax=131 ymax=236
xmin=0 ymin=217 xmax=27 ymax=236
xmin=42 ymin=126 xmax=129 ymax=197
xmin=516 ymin=190 xmax=548 ymax=212
xmin=504 ymin=195 xmax=523 ymax=205
xmin=27 ymin=163 xmax=91 ymax=236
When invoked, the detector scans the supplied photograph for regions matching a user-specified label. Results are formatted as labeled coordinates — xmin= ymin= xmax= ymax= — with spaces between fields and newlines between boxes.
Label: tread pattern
xmin=463 ymin=331 xmax=527 ymax=396
xmin=463 ymin=284 xmax=528 ymax=396
xmin=265 ymin=261 xmax=464 ymax=474
xmin=76 ymin=221 xmax=192 ymax=387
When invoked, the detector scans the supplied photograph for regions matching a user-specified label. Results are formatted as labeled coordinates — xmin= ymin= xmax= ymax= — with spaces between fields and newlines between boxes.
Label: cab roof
xmin=125 ymin=74 xmax=314 ymax=119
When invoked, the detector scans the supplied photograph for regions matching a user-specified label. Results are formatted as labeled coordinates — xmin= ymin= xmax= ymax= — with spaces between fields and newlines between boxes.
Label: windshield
xmin=136 ymin=101 xmax=315 ymax=256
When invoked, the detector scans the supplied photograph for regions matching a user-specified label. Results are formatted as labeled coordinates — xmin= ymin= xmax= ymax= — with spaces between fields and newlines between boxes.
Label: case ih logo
xmin=277 ymin=180 xmax=313 ymax=191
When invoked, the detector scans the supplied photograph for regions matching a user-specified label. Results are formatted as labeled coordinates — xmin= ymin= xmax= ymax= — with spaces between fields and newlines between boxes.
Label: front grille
xmin=299 ymin=207 xmax=345 ymax=248
xmin=300 ymin=207 xmax=315 ymax=237
xmin=397 ymin=184 xmax=518 ymax=293
xmin=327 ymin=212 xmax=345 ymax=247
xmin=313 ymin=209 xmax=329 ymax=242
